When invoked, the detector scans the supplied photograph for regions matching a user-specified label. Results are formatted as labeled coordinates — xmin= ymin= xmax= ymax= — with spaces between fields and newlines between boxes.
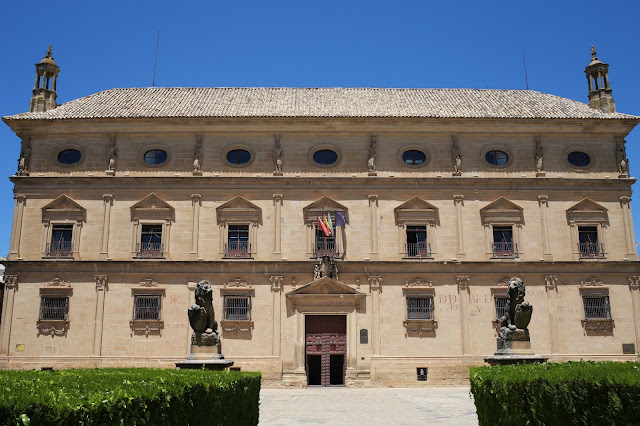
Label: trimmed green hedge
xmin=0 ymin=368 xmax=261 ymax=425
xmin=470 ymin=361 xmax=640 ymax=426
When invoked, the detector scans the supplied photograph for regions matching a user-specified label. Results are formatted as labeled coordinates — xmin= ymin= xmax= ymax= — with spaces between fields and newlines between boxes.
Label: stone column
xmin=620 ymin=197 xmax=637 ymax=260
xmin=369 ymin=276 xmax=382 ymax=355
xmin=368 ymin=195 xmax=378 ymax=254
xmin=9 ymin=196 xmax=26 ymax=260
xmin=538 ymin=195 xmax=552 ymax=261
xmin=456 ymin=276 xmax=470 ymax=354
xmin=270 ymin=276 xmax=283 ymax=356
xmin=93 ymin=275 xmax=108 ymax=356
xmin=100 ymin=194 xmax=113 ymax=257
xmin=347 ymin=308 xmax=358 ymax=379
xmin=0 ymin=275 xmax=17 ymax=355
xmin=545 ymin=275 xmax=559 ymax=354
xmin=628 ymin=276 xmax=640 ymax=352
xmin=190 ymin=194 xmax=201 ymax=256
xmin=273 ymin=194 xmax=282 ymax=254
xmin=294 ymin=306 xmax=305 ymax=372
xmin=454 ymin=195 xmax=465 ymax=258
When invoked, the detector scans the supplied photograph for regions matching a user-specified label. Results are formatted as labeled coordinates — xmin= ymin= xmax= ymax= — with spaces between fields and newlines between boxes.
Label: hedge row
xmin=470 ymin=361 xmax=640 ymax=426
xmin=0 ymin=368 xmax=261 ymax=425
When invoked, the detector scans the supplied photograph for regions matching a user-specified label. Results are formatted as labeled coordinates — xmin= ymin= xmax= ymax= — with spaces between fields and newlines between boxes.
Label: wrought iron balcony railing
xmin=314 ymin=241 xmax=339 ymax=258
xmin=45 ymin=241 xmax=73 ymax=257
xmin=135 ymin=242 xmax=164 ymax=258
xmin=405 ymin=242 xmax=432 ymax=258
xmin=492 ymin=242 xmax=518 ymax=258
xmin=224 ymin=242 xmax=252 ymax=258
xmin=578 ymin=242 xmax=605 ymax=258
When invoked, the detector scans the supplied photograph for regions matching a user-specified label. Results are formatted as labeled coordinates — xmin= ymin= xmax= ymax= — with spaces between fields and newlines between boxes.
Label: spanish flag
xmin=318 ymin=215 xmax=331 ymax=236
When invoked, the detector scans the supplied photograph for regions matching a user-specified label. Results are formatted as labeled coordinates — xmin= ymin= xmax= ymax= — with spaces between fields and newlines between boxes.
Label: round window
xmin=144 ymin=149 xmax=168 ymax=165
xmin=313 ymin=149 xmax=338 ymax=165
xmin=57 ymin=149 xmax=82 ymax=165
xmin=402 ymin=150 xmax=426 ymax=166
xmin=226 ymin=149 xmax=251 ymax=165
xmin=485 ymin=150 xmax=509 ymax=166
xmin=567 ymin=151 xmax=591 ymax=167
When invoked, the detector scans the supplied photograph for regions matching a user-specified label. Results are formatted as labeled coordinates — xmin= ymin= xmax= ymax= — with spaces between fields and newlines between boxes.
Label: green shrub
xmin=0 ymin=368 xmax=261 ymax=425
xmin=470 ymin=361 xmax=640 ymax=426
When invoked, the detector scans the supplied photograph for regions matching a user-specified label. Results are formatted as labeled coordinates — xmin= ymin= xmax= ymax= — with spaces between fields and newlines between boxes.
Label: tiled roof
xmin=4 ymin=87 xmax=638 ymax=120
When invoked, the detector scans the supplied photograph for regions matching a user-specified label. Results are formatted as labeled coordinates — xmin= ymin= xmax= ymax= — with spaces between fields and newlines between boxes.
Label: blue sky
xmin=1 ymin=0 xmax=640 ymax=256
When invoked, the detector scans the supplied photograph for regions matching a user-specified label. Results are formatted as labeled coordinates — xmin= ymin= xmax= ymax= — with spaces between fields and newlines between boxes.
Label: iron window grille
xmin=39 ymin=296 xmax=69 ymax=321
xmin=224 ymin=295 xmax=251 ymax=321
xmin=494 ymin=296 xmax=508 ymax=320
xmin=583 ymin=295 xmax=612 ymax=320
xmin=133 ymin=295 xmax=161 ymax=321
xmin=406 ymin=297 xmax=434 ymax=320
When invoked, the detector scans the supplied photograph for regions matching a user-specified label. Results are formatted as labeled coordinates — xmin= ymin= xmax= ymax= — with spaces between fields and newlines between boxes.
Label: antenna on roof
xmin=152 ymin=31 xmax=160 ymax=87
xmin=521 ymin=45 xmax=529 ymax=90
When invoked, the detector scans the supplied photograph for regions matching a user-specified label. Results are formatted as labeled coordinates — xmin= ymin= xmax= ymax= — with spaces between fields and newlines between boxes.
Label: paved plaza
xmin=259 ymin=387 xmax=478 ymax=425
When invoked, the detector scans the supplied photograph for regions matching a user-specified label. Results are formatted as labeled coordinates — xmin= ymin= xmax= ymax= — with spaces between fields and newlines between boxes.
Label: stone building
xmin=1 ymin=46 xmax=639 ymax=386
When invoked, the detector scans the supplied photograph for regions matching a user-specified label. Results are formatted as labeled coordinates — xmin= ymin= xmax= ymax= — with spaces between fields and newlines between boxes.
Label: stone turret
xmin=29 ymin=45 xmax=60 ymax=113
xmin=585 ymin=46 xmax=615 ymax=113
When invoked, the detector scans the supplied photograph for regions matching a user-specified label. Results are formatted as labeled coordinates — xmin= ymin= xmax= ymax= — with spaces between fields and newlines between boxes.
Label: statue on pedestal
xmin=188 ymin=280 xmax=220 ymax=348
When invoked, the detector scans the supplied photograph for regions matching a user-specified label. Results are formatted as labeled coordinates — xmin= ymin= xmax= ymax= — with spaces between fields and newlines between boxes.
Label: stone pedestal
xmin=176 ymin=359 xmax=234 ymax=370
xmin=485 ymin=330 xmax=547 ymax=366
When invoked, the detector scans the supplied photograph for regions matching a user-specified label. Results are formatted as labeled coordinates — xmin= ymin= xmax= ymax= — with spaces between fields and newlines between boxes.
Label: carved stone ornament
xmin=224 ymin=278 xmax=251 ymax=288
xmin=37 ymin=321 xmax=69 ymax=337
xmin=534 ymin=135 xmax=544 ymax=173
xmin=139 ymin=278 xmax=159 ymax=287
xmin=581 ymin=277 xmax=604 ymax=287
xmin=94 ymin=275 xmax=108 ymax=291
xmin=355 ymin=276 xmax=360 ymax=289
xmin=17 ymin=136 xmax=31 ymax=176
xmin=367 ymin=134 xmax=377 ymax=173
xmin=188 ymin=280 xmax=220 ymax=346
xmin=130 ymin=321 xmax=163 ymax=337
xmin=405 ymin=278 xmax=432 ymax=287
xmin=273 ymin=133 xmax=283 ymax=174
xmin=498 ymin=277 xmax=533 ymax=343
xmin=107 ymin=134 xmax=118 ymax=173
xmin=314 ymin=256 xmax=338 ymax=280
xmin=456 ymin=276 xmax=470 ymax=291
xmin=451 ymin=134 xmax=461 ymax=174
xmin=368 ymin=275 xmax=382 ymax=291
xmin=544 ymin=275 xmax=558 ymax=291
xmin=4 ymin=275 xmax=18 ymax=290
xmin=291 ymin=276 xmax=297 ymax=289
xmin=270 ymin=275 xmax=283 ymax=291
xmin=496 ymin=277 xmax=511 ymax=287
xmin=581 ymin=319 xmax=614 ymax=333
xmin=193 ymin=134 xmax=203 ymax=174
xmin=46 ymin=277 xmax=71 ymax=287
xmin=629 ymin=276 xmax=640 ymax=290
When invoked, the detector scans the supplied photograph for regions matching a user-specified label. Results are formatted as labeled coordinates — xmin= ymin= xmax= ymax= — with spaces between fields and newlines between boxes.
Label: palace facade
xmin=1 ymin=47 xmax=639 ymax=386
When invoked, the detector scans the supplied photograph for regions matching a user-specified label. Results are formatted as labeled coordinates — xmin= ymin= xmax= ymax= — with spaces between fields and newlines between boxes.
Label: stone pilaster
xmin=545 ymin=275 xmax=559 ymax=353
xmin=368 ymin=195 xmax=378 ymax=254
xmin=0 ymin=275 xmax=18 ymax=355
xmin=620 ymin=197 xmax=638 ymax=260
xmin=629 ymin=276 xmax=640 ymax=352
xmin=273 ymin=194 xmax=282 ymax=254
xmin=100 ymin=194 xmax=113 ymax=258
xmin=93 ymin=275 xmax=108 ymax=355
xmin=368 ymin=275 xmax=382 ymax=355
xmin=454 ymin=195 xmax=465 ymax=258
xmin=456 ymin=276 xmax=470 ymax=354
xmin=190 ymin=194 xmax=201 ymax=257
xmin=538 ymin=195 xmax=553 ymax=261
xmin=270 ymin=275 xmax=283 ymax=357
xmin=9 ymin=196 xmax=26 ymax=260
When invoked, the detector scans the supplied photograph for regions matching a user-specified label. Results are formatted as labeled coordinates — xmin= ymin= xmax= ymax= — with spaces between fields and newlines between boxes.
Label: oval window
xmin=144 ymin=149 xmax=168 ymax=165
xmin=226 ymin=149 xmax=251 ymax=165
xmin=402 ymin=150 xmax=426 ymax=165
xmin=567 ymin=151 xmax=591 ymax=167
xmin=313 ymin=149 xmax=338 ymax=165
xmin=485 ymin=150 xmax=509 ymax=166
xmin=57 ymin=149 xmax=82 ymax=165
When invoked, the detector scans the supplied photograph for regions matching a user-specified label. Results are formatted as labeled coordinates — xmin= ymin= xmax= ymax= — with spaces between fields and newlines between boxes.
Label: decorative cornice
xmin=94 ymin=275 xmax=108 ymax=291
xmin=270 ymin=275 xmax=283 ymax=292
xmin=456 ymin=276 xmax=470 ymax=291
xmin=545 ymin=275 xmax=558 ymax=291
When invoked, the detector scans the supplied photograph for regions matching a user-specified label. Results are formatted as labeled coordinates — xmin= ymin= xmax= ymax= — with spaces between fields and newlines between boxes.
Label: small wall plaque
xmin=622 ymin=343 xmax=636 ymax=354
xmin=15 ymin=344 xmax=25 ymax=352
xmin=360 ymin=329 xmax=368 ymax=344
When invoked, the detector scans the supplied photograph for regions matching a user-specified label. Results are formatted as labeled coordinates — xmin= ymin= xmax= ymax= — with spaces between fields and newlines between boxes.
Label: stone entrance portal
xmin=305 ymin=315 xmax=346 ymax=386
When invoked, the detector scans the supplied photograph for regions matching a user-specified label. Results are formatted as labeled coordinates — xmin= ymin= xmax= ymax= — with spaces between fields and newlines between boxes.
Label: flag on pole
xmin=327 ymin=212 xmax=334 ymax=234
xmin=318 ymin=215 xmax=331 ymax=236
xmin=335 ymin=211 xmax=345 ymax=227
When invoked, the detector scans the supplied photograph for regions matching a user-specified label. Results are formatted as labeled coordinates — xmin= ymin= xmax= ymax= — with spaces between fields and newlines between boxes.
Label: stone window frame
xmin=130 ymin=285 xmax=165 ymax=336
xmin=41 ymin=195 xmax=86 ymax=260
xmin=303 ymin=197 xmax=349 ymax=259
xmin=402 ymin=286 xmax=437 ymax=337
xmin=490 ymin=288 xmax=508 ymax=334
xmin=216 ymin=196 xmax=262 ymax=259
xmin=130 ymin=193 xmax=175 ymax=260
xmin=394 ymin=197 xmax=439 ymax=259
xmin=579 ymin=287 xmax=614 ymax=335
xmin=566 ymin=198 xmax=608 ymax=261
xmin=480 ymin=197 xmax=524 ymax=260
xmin=37 ymin=281 xmax=73 ymax=337
xmin=563 ymin=146 xmax=596 ymax=171
xmin=481 ymin=145 xmax=514 ymax=170
xmin=221 ymin=143 xmax=256 ymax=168
xmin=308 ymin=143 xmax=342 ymax=169
xmin=396 ymin=144 xmax=430 ymax=169
xmin=53 ymin=143 xmax=86 ymax=169
xmin=137 ymin=144 xmax=172 ymax=169
xmin=219 ymin=283 xmax=255 ymax=336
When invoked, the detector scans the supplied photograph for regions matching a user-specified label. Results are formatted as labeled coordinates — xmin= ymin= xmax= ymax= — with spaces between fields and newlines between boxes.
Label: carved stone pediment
xmin=42 ymin=195 xmax=86 ymax=222
xmin=286 ymin=277 xmax=365 ymax=309
xmin=581 ymin=277 xmax=604 ymax=287
xmin=303 ymin=196 xmax=349 ymax=224
xmin=566 ymin=198 xmax=608 ymax=223
xmin=404 ymin=278 xmax=432 ymax=288
xmin=395 ymin=197 xmax=439 ymax=225
xmin=131 ymin=193 xmax=174 ymax=221
xmin=46 ymin=277 xmax=71 ymax=287
xmin=216 ymin=196 xmax=262 ymax=225
xmin=480 ymin=197 xmax=524 ymax=225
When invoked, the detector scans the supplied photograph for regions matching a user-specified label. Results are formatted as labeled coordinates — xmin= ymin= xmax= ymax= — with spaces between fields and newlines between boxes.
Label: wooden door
xmin=305 ymin=315 xmax=346 ymax=386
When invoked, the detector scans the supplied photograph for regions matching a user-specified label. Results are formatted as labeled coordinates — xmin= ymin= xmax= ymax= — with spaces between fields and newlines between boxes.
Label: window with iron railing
xmin=406 ymin=296 xmax=434 ymax=320
xmin=39 ymin=296 xmax=69 ymax=321
xmin=492 ymin=226 xmax=517 ymax=257
xmin=225 ymin=225 xmax=251 ymax=258
xmin=314 ymin=219 xmax=338 ymax=258
xmin=583 ymin=295 xmax=611 ymax=319
xmin=47 ymin=225 xmax=73 ymax=257
xmin=133 ymin=295 xmax=161 ymax=321
xmin=406 ymin=225 xmax=431 ymax=258
xmin=578 ymin=226 xmax=604 ymax=258
xmin=137 ymin=224 xmax=163 ymax=258
xmin=224 ymin=295 xmax=251 ymax=321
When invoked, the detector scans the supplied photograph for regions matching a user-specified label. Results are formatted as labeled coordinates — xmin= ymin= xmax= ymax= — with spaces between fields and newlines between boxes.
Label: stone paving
xmin=259 ymin=387 xmax=478 ymax=425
